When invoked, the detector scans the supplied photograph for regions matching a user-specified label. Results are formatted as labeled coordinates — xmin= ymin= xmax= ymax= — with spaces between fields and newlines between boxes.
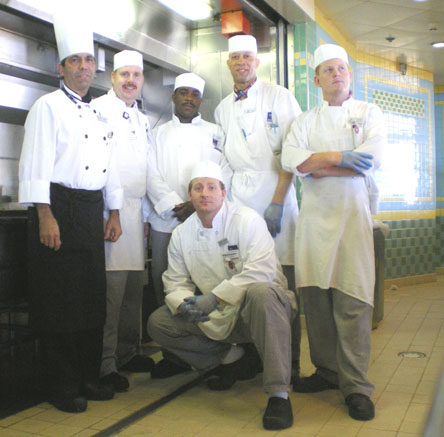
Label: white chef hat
xmin=228 ymin=35 xmax=257 ymax=54
xmin=53 ymin=9 xmax=94 ymax=62
xmin=174 ymin=73 xmax=205 ymax=95
xmin=113 ymin=50 xmax=144 ymax=71
xmin=190 ymin=161 xmax=223 ymax=184
xmin=313 ymin=44 xmax=349 ymax=70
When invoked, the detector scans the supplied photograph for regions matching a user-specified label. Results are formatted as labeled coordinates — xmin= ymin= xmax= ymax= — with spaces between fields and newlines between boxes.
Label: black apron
xmin=28 ymin=183 xmax=106 ymax=332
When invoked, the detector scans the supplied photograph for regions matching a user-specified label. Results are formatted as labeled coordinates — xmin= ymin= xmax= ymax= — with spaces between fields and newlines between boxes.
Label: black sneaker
xmin=345 ymin=393 xmax=375 ymax=421
xmin=293 ymin=373 xmax=339 ymax=393
xmin=207 ymin=351 xmax=251 ymax=391
xmin=100 ymin=372 xmax=129 ymax=392
xmin=81 ymin=383 xmax=114 ymax=401
xmin=119 ymin=354 xmax=155 ymax=373
xmin=263 ymin=397 xmax=293 ymax=430
xmin=151 ymin=359 xmax=192 ymax=379
xmin=51 ymin=396 xmax=88 ymax=413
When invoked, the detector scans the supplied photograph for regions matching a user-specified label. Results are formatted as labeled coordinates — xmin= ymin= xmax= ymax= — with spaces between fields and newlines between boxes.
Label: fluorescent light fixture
xmin=157 ymin=0 xmax=212 ymax=21
xmin=431 ymin=41 xmax=444 ymax=48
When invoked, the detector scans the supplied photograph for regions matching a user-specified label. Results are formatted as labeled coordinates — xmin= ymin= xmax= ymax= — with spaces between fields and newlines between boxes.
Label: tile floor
xmin=0 ymin=276 xmax=443 ymax=437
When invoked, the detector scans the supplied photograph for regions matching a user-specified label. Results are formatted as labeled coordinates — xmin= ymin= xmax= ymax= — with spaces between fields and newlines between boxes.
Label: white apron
xmin=295 ymin=105 xmax=375 ymax=305
xmin=93 ymin=94 xmax=150 ymax=271
xmin=223 ymin=88 xmax=298 ymax=265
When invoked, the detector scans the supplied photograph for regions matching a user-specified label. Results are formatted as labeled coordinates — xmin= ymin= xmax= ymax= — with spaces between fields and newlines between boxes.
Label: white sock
xmin=270 ymin=391 xmax=288 ymax=400
xmin=221 ymin=345 xmax=245 ymax=364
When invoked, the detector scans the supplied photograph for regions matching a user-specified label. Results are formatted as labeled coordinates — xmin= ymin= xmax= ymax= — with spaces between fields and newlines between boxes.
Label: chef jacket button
xmin=85 ymin=166 xmax=89 ymax=170
xmin=103 ymin=169 xmax=106 ymax=173
xmin=103 ymin=136 xmax=106 ymax=141
xmin=85 ymin=134 xmax=88 ymax=139
xmin=93 ymin=109 xmax=97 ymax=113
xmin=78 ymin=105 xmax=81 ymax=109
xmin=200 ymin=232 xmax=204 ymax=236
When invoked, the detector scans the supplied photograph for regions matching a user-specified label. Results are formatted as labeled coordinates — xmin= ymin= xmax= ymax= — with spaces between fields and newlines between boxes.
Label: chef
xmin=282 ymin=43 xmax=386 ymax=421
xmin=148 ymin=161 xmax=296 ymax=431
xmin=91 ymin=50 xmax=154 ymax=393
xmin=147 ymin=72 xmax=233 ymax=306
xmin=18 ymin=10 xmax=123 ymax=413
xmin=214 ymin=34 xmax=302 ymax=381
xmin=147 ymin=72 xmax=232 ymax=378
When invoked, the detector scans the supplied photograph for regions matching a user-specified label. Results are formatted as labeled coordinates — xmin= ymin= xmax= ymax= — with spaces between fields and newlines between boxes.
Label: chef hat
xmin=174 ymin=73 xmax=205 ymax=95
xmin=190 ymin=161 xmax=224 ymax=184
xmin=53 ymin=9 xmax=94 ymax=62
xmin=113 ymin=50 xmax=144 ymax=71
xmin=228 ymin=35 xmax=257 ymax=54
xmin=314 ymin=44 xmax=349 ymax=70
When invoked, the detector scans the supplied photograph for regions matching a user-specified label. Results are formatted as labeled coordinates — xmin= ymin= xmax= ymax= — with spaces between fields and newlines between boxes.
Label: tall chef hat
xmin=113 ymin=50 xmax=144 ymax=71
xmin=174 ymin=73 xmax=205 ymax=95
xmin=53 ymin=9 xmax=94 ymax=62
xmin=190 ymin=161 xmax=223 ymax=184
xmin=313 ymin=44 xmax=349 ymax=70
xmin=228 ymin=35 xmax=257 ymax=54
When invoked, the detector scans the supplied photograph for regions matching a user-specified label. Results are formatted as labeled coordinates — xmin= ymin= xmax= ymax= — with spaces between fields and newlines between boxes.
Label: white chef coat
xmin=19 ymin=86 xmax=123 ymax=211
xmin=147 ymin=114 xmax=232 ymax=233
xmin=163 ymin=201 xmax=294 ymax=341
xmin=91 ymin=89 xmax=152 ymax=271
xmin=214 ymin=79 xmax=301 ymax=265
xmin=281 ymin=97 xmax=386 ymax=306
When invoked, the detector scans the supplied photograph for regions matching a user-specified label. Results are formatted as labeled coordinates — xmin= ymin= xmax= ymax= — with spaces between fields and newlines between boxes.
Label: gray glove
xmin=338 ymin=151 xmax=373 ymax=173
xmin=264 ymin=202 xmax=284 ymax=237
xmin=183 ymin=292 xmax=218 ymax=316
xmin=179 ymin=302 xmax=210 ymax=323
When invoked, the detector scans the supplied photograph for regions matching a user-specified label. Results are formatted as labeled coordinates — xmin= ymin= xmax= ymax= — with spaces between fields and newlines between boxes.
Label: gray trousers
xmin=101 ymin=270 xmax=144 ymax=376
xmin=150 ymin=229 xmax=172 ymax=306
xmin=301 ymin=286 xmax=374 ymax=398
xmin=282 ymin=265 xmax=301 ymax=365
xmin=148 ymin=283 xmax=293 ymax=394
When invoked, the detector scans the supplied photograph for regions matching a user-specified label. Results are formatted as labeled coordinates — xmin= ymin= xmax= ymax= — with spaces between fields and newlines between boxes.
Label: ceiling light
xmin=431 ymin=42 xmax=444 ymax=48
xmin=157 ymin=0 xmax=213 ymax=21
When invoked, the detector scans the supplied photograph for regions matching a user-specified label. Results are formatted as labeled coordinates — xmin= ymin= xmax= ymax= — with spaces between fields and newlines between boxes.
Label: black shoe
xmin=293 ymin=373 xmax=339 ymax=393
xmin=237 ymin=344 xmax=263 ymax=381
xmin=346 ymin=393 xmax=375 ymax=421
xmin=151 ymin=359 xmax=192 ymax=379
xmin=207 ymin=351 xmax=250 ymax=391
xmin=51 ymin=396 xmax=88 ymax=413
xmin=119 ymin=354 xmax=155 ymax=373
xmin=263 ymin=397 xmax=293 ymax=430
xmin=100 ymin=372 xmax=129 ymax=392
xmin=82 ymin=383 xmax=114 ymax=401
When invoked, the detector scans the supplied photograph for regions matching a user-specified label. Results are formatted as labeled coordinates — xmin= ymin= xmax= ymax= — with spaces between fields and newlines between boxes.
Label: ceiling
xmin=315 ymin=0 xmax=444 ymax=85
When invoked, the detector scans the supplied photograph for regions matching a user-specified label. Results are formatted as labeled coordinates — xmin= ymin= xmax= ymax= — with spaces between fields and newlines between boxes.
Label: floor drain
xmin=398 ymin=351 xmax=426 ymax=358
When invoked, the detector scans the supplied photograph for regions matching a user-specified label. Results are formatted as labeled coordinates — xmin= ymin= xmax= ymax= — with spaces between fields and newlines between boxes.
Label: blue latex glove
xmin=338 ymin=151 xmax=374 ymax=173
xmin=179 ymin=302 xmax=210 ymax=323
xmin=263 ymin=202 xmax=284 ymax=237
xmin=183 ymin=292 xmax=218 ymax=316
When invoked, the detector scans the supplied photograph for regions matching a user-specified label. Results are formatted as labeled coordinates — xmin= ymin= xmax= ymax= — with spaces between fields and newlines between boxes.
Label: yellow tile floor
xmin=1 ymin=276 xmax=443 ymax=436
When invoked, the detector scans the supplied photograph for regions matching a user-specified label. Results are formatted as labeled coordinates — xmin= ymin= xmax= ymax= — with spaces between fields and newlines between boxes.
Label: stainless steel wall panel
xmin=0 ymin=123 xmax=23 ymax=159
xmin=0 ymin=28 xmax=58 ymax=78
xmin=0 ymin=158 xmax=19 ymax=198
xmin=0 ymin=73 xmax=54 ymax=111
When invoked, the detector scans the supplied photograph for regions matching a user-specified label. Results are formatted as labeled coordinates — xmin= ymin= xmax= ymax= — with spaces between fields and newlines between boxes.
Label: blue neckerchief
xmin=234 ymin=78 xmax=257 ymax=101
